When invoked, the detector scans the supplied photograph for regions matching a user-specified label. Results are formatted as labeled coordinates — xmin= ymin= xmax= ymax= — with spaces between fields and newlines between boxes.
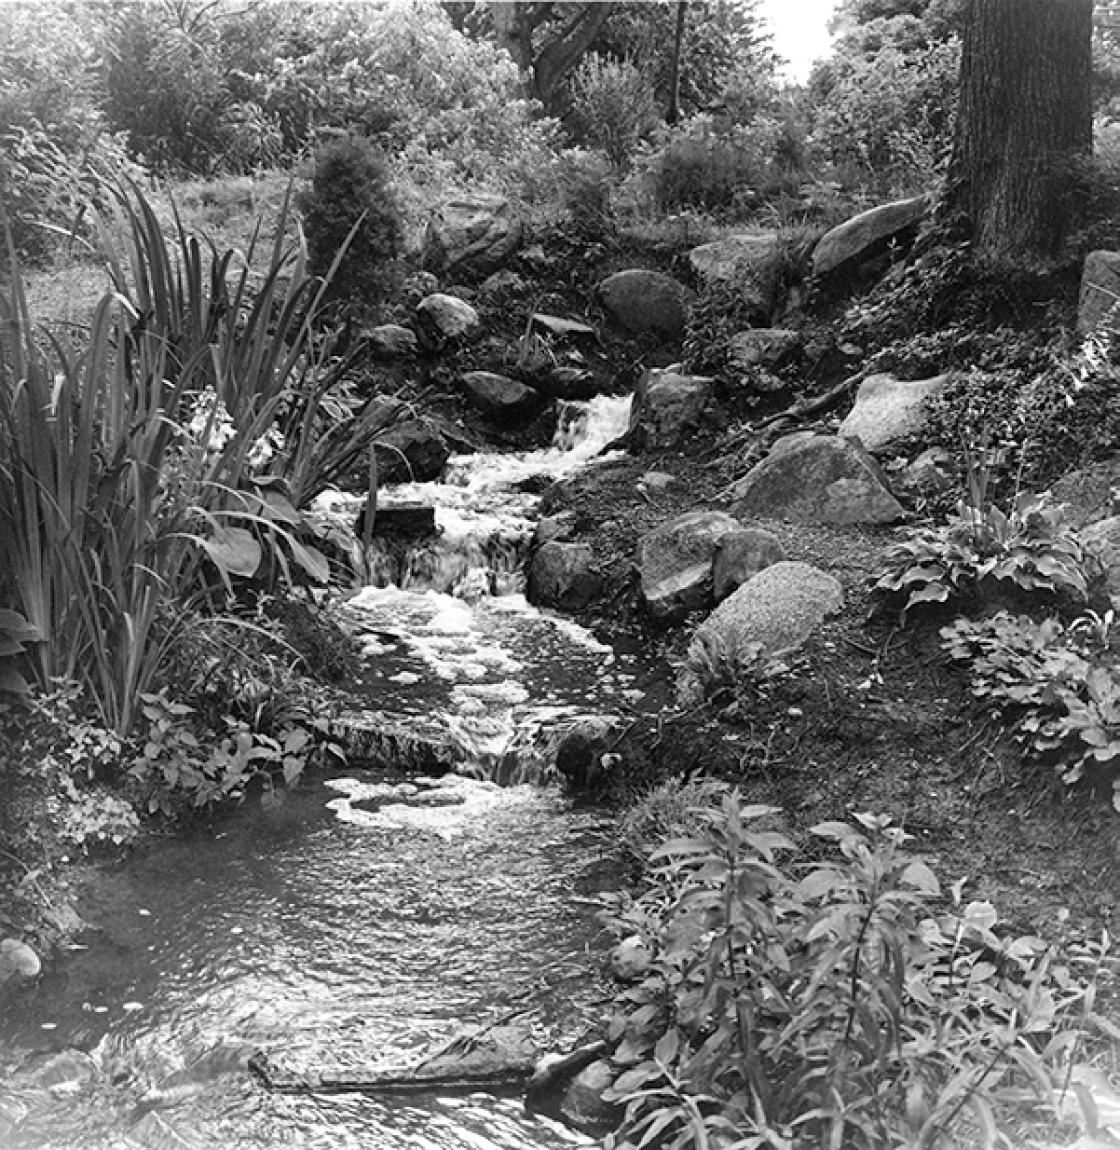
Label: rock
xmin=555 ymin=715 xmax=621 ymax=790
xmin=26 ymin=1050 xmax=99 ymax=1092
xmin=712 ymin=527 xmax=786 ymax=602
xmin=421 ymin=194 xmax=524 ymax=278
xmin=531 ymin=313 xmax=598 ymax=340
xmin=730 ymin=435 xmax=906 ymax=524
xmin=629 ymin=367 xmax=715 ymax=451
xmin=812 ymin=195 xmax=928 ymax=277
xmin=365 ymin=323 xmax=418 ymax=359
xmin=636 ymin=470 xmax=675 ymax=497
xmin=459 ymin=371 xmax=549 ymax=425
xmin=597 ymin=270 xmax=693 ymax=338
xmin=1081 ymin=516 xmax=1120 ymax=601
xmin=400 ymin=271 xmax=440 ymax=307
xmin=1078 ymin=251 xmax=1120 ymax=335
xmin=355 ymin=503 xmax=437 ymax=539
xmin=689 ymin=232 xmax=782 ymax=315
xmin=1050 ymin=457 xmax=1120 ymax=528
xmin=890 ymin=447 xmax=954 ymax=501
xmin=637 ymin=510 xmax=741 ymax=620
xmin=838 ymin=372 xmax=952 ymax=454
xmin=726 ymin=327 xmax=801 ymax=371
xmin=533 ymin=513 xmax=576 ymax=547
xmin=528 ymin=542 xmax=602 ymax=611
xmin=478 ymin=269 xmax=526 ymax=300
xmin=610 ymin=936 xmax=652 ymax=982
xmin=0 ymin=938 xmax=40 ymax=984
xmin=415 ymin=293 xmax=481 ymax=349
xmin=374 ymin=420 xmax=449 ymax=484
xmin=686 ymin=561 xmax=844 ymax=688
xmin=331 ymin=711 xmax=469 ymax=773
xmin=560 ymin=1059 xmax=621 ymax=1133
xmin=536 ymin=366 xmax=602 ymax=400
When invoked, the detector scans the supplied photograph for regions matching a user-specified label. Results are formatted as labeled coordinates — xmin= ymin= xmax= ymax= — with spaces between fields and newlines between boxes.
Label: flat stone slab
xmin=812 ymin=196 xmax=928 ymax=277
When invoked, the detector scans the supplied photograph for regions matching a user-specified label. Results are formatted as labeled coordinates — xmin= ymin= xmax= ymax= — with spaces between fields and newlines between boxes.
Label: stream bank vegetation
xmin=3 ymin=0 xmax=1120 ymax=1146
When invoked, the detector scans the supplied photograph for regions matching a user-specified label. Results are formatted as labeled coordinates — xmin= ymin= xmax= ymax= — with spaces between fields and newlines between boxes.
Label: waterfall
xmin=365 ymin=395 xmax=630 ymax=600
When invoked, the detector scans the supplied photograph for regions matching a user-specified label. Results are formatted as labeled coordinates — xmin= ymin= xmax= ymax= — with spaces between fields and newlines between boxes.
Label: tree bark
xmin=532 ymin=2 xmax=615 ymax=102
xmin=666 ymin=1 xmax=688 ymax=124
xmin=944 ymin=0 xmax=1093 ymax=265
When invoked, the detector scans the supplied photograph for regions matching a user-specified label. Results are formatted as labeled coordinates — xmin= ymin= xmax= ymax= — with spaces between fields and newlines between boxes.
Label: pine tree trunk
xmin=944 ymin=0 xmax=1093 ymax=265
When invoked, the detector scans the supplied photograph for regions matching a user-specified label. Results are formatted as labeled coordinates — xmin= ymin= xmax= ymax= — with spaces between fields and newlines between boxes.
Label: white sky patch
xmin=758 ymin=0 xmax=839 ymax=83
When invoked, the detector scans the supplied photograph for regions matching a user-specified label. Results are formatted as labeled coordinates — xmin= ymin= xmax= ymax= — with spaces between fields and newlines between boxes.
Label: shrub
xmin=633 ymin=113 xmax=802 ymax=215
xmin=297 ymin=135 xmax=403 ymax=309
xmin=602 ymin=797 xmax=1110 ymax=1150
xmin=569 ymin=55 xmax=659 ymax=172
xmin=942 ymin=610 xmax=1120 ymax=808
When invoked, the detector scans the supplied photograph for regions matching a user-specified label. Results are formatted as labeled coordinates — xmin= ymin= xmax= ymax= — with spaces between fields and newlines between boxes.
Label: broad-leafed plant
xmin=602 ymin=795 xmax=1112 ymax=1150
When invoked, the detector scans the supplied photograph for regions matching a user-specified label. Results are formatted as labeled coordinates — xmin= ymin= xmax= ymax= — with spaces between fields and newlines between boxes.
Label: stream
xmin=0 ymin=395 xmax=656 ymax=1150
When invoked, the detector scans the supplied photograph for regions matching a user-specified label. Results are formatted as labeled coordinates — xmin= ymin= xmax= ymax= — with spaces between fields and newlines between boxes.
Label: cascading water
xmin=0 ymin=392 xmax=653 ymax=1150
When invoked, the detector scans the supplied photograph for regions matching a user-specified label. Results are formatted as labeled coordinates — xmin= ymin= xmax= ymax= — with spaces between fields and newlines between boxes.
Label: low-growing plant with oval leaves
xmin=942 ymin=610 xmax=1120 ymax=810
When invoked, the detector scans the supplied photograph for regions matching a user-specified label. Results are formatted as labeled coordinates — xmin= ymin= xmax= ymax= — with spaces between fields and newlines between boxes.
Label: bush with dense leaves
xmin=569 ymin=55 xmax=659 ymax=172
xmin=297 ymin=136 xmax=403 ymax=308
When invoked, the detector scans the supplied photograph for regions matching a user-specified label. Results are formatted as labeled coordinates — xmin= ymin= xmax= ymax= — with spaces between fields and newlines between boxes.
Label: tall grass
xmin=0 ymin=182 xmax=399 ymax=734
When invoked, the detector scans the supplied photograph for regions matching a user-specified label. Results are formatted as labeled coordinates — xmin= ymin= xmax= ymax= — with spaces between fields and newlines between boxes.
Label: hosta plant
xmin=874 ymin=491 xmax=1096 ymax=620
xmin=601 ymin=795 xmax=1111 ymax=1150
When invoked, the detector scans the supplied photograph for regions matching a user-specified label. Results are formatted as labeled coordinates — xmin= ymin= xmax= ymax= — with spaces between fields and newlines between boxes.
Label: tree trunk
xmin=944 ymin=0 xmax=1093 ymax=265
xmin=666 ymin=1 xmax=688 ymax=124
xmin=532 ymin=2 xmax=615 ymax=103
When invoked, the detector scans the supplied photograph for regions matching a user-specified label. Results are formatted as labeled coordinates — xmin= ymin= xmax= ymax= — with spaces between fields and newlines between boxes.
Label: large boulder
xmin=1078 ymin=251 xmax=1120 ymax=335
xmin=0 ymin=938 xmax=40 ymax=987
xmin=637 ymin=510 xmax=741 ymax=620
xmin=712 ymin=527 xmax=786 ymax=602
xmin=528 ymin=542 xmax=603 ymax=611
xmin=597 ymin=270 xmax=693 ymax=339
xmin=374 ymin=420 xmax=449 ymax=484
xmin=689 ymin=232 xmax=782 ymax=316
xmin=686 ymin=561 xmax=844 ymax=688
xmin=730 ymin=435 xmax=905 ymax=524
xmin=421 ymin=194 xmax=524 ymax=278
xmin=812 ymin=196 xmax=928 ymax=277
xmin=459 ymin=371 xmax=549 ymax=426
xmin=415 ymin=293 xmax=481 ymax=349
xmin=838 ymin=372 xmax=952 ymax=455
xmin=629 ymin=367 xmax=715 ymax=451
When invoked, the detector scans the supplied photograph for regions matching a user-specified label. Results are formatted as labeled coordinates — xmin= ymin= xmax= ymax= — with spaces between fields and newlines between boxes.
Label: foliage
xmin=569 ymin=55 xmax=659 ymax=173
xmin=0 ymin=608 xmax=41 ymax=698
xmin=920 ymin=331 xmax=1120 ymax=494
xmin=942 ymin=610 xmax=1120 ymax=810
xmin=617 ymin=776 xmax=734 ymax=862
xmin=131 ymin=684 xmax=339 ymax=817
xmin=873 ymin=484 xmax=1096 ymax=620
xmin=587 ymin=0 xmax=778 ymax=124
xmin=633 ymin=113 xmax=804 ymax=216
xmin=806 ymin=0 xmax=960 ymax=194
xmin=0 ymin=180 xmax=393 ymax=734
xmin=297 ymin=135 xmax=403 ymax=308
xmin=602 ymin=797 xmax=1110 ymax=1150
xmin=0 ymin=685 xmax=140 ymax=857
